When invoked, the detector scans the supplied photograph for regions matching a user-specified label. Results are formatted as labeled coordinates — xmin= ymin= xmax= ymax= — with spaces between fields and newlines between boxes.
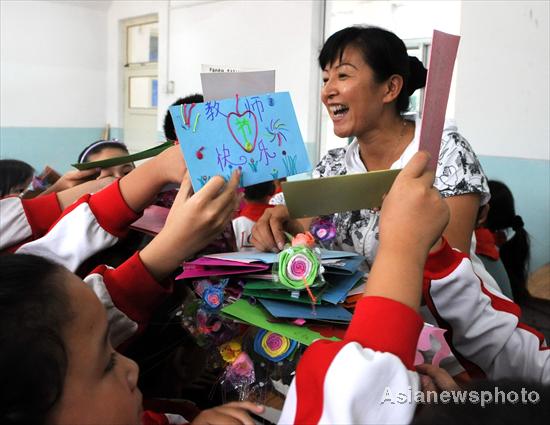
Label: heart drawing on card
xmin=227 ymin=110 xmax=258 ymax=153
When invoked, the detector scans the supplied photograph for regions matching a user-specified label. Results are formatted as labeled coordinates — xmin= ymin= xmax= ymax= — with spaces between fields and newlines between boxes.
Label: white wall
xmin=0 ymin=0 xmax=107 ymax=127
xmin=455 ymin=1 xmax=550 ymax=160
xmin=164 ymin=0 xmax=323 ymax=148
xmin=105 ymin=0 xmax=323 ymax=152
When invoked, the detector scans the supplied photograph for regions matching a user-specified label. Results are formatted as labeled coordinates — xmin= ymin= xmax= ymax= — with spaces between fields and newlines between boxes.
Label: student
xmin=0 ymin=145 xmax=177 ymax=256
xmin=0 ymin=146 xmax=263 ymax=424
xmin=0 ymin=253 xmax=263 ymax=425
xmin=483 ymin=180 xmax=550 ymax=342
xmin=0 ymin=159 xmax=34 ymax=198
xmin=474 ymin=202 xmax=515 ymax=299
xmin=77 ymin=139 xmax=135 ymax=179
xmin=233 ymin=181 xmax=276 ymax=251
xmin=0 ymin=173 xmax=115 ymax=253
xmin=278 ymin=152 xmax=549 ymax=424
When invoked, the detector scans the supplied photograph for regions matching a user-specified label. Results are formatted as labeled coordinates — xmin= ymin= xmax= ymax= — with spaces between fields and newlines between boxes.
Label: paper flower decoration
xmin=310 ymin=218 xmax=337 ymax=242
xmin=219 ymin=340 xmax=242 ymax=364
xmin=202 ymin=286 xmax=224 ymax=309
xmin=278 ymin=245 xmax=319 ymax=290
xmin=253 ymin=330 xmax=297 ymax=362
xmin=223 ymin=352 xmax=255 ymax=388
xmin=291 ymin=231 xmax=316 ymax=248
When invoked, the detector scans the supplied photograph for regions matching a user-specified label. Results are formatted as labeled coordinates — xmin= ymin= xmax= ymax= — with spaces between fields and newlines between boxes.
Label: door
xmin=123 ymin=16 xmax=159 ymax=152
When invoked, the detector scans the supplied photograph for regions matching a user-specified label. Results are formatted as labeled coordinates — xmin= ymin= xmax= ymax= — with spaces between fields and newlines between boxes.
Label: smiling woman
xmin=252 ymin=25 xmax=490 ymax=277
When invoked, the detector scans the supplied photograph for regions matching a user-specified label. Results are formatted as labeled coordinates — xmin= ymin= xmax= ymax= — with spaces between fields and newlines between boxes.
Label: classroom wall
xmin=0 ymin=0 xmax=108 ymax=172
xmin=455 ymin=1 xmax=550 ymax=272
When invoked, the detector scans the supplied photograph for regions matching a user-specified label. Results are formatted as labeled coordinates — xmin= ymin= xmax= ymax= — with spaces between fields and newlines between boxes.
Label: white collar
xmin=343 ymin=117 xmax=421 ymax=173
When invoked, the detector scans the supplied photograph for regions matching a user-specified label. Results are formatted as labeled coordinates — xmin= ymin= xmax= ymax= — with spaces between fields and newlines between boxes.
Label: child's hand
xmin=379 ymin=151 xmax=449 ymax=257
xmin=191 ymin=401 xmax=264 ymax=425
xmin=416 ymin=363 xmax=461 ymax=394
xmin=139 ymin=170 xmax=241 ymax=281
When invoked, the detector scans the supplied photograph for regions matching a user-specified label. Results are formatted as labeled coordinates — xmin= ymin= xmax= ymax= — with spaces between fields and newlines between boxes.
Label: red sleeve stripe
xmin=294 ymin=340 xmax=347 ymax=424
xmin=422 ymin=277 xmax=487 ymax=379
xmin=88 ymin=180 xmax=141 ymax=238
xmin=21 ymin=192 xmax=62 ymax=238
xmin=345 ymin=296 xmax=423 ymax=370
xmin=479 ymin=283 xmax=522 ymax=319
xmin=516 ymin=322 xmax=549 ymax=350
xmin=424 ymin=238 xmax=467 ymax=280
xmin=93 ymin=252 xmax=172 ymax=324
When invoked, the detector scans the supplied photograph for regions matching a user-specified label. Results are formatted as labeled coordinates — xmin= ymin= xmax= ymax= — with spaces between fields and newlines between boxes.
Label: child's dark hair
xmin=77 ymin=139 xmax=129 ymax=164
xmin=413 ymin=378 xmax=550 ymax=424
xmin=319 ymin=26 xmax=427 ymax=114
xmin=0 ymin=254 xmax=73 ymax=425
xmin=163 ymin=94 xmax=205 ymax=141
xmin=486 ymin=180 xmax=530 ymax=299
xmin=0 ymin=159 xmax=34 ymax=197
xmin=244 ymin=181 xmax=276 ymax=202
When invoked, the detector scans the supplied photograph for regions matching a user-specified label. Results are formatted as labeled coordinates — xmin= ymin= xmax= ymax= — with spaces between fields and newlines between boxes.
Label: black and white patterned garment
xmin=273 ymin=118 xmax=490 ymax=270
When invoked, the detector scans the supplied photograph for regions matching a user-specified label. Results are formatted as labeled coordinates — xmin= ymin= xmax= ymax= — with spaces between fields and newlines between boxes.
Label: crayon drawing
xmin=170 ymin=91 xmax=311 ymax=191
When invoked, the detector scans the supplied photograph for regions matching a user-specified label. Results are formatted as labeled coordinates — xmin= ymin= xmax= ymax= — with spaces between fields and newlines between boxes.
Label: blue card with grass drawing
xmin=169 ymin=91 xmax=311 ymax=191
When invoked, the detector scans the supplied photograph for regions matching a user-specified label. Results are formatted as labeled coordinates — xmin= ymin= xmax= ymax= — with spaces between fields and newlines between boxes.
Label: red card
xmin=419 ymin=30 xmax=461 ymax=170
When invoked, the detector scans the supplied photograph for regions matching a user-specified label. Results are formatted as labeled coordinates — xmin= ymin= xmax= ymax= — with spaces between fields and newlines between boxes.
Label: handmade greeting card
xmin=169 ymin=92 xmax=311 ymax=191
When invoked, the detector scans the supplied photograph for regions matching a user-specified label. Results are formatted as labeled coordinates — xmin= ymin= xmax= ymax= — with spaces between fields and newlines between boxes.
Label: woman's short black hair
xmin=319 ymin=26 xmax=427 ymax=114
xmin=163 ymin=94 xmax=205 ymax=142
xmin=0 ymin=159 xmax=35 ymax=197
xmin=77 ymin=139 xmax=130 ymax=164
xmin=0 ymin=254 xmax=73 ymax=425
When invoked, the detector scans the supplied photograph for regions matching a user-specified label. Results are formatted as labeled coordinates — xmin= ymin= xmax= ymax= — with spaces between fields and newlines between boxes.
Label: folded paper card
xmin=243 ymin=287 xmax=323 ymax=305
xmin=204 ymin=249 xmax=359 ymax=264
xmin=72 ymin=141 xmax=173 ymax=170
xmin=282 ymin=169 xmax=400 ymax=218
xmin=176 ymin=258 xmax=270 ymax=279
xmin=201 ymin=70 xmax=275 ymax=101
xmin=322 ymin=255 xmax=366 ymax=275
xmin=221 ymin=299 xmax=340 ymax=346
xmin=169 ymin=92 xmax=311 ymax=191
xmin=258 ymin=299 xmax=352 ymax=322
xmin=130 ymin=205 xmax=169 ymax=235
xmin=321 ymin=270 xmax=365 ymax=305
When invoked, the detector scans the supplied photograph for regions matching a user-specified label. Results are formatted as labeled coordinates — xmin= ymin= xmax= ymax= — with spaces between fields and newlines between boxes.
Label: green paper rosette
xmin=277 ymin=246 xmax=320 ymax=290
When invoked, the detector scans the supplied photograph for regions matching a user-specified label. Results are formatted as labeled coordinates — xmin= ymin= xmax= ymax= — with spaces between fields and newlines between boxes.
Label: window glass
xmin=129 ymin=77 xmax=158 ymax=108
xmin=127 ymin=22 xmax=158 ymax=64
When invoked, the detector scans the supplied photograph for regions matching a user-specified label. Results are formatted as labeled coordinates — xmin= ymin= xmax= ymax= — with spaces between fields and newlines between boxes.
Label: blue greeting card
xmin=169 ymin=92 xmax=311 ymax=191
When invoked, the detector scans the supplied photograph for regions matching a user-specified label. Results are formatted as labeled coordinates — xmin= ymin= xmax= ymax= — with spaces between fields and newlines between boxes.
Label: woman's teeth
xmin=331 ymin=105 xmax=349 ymax=117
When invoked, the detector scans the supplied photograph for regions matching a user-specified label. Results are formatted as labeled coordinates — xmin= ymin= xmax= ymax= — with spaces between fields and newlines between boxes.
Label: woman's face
xmin=49 ymin=270 xmax=143 ymax=425
xmin=321 ymin=46 xmax=387 ymax=140
xmin=87 ymin=147 xmax=135 ymax=179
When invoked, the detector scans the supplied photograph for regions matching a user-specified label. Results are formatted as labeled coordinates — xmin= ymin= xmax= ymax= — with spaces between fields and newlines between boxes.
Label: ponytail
xmin=486 ymin=181 xmax=531 ymax=300
xmin=500 ymin=220 xmax=530 ymax=301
